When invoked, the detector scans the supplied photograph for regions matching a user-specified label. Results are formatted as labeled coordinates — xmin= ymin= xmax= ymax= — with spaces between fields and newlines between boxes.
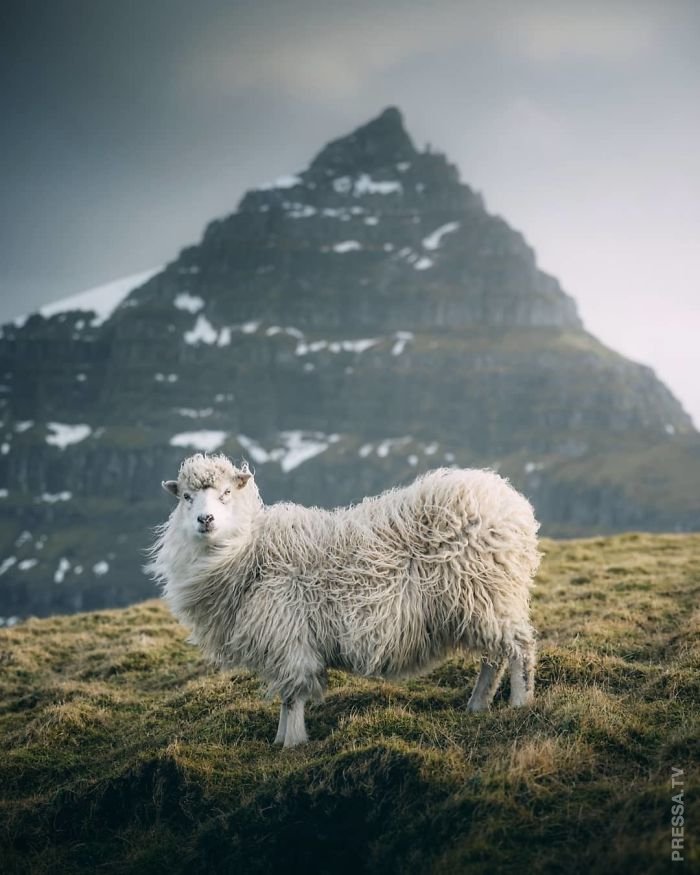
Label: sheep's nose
xmin=197 ymin=514 xmax=214 ymax=525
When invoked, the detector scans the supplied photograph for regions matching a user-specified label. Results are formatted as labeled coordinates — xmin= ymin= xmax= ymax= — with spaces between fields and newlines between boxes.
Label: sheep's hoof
xmin=467 ymin=699 xmax=489 ymax=713
xmin=273 ymin=735 xmax=285 ymax=745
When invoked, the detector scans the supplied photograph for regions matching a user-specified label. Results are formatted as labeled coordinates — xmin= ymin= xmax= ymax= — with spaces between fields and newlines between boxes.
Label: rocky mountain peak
xmin=309 ymin=107 xmax=417 ymax=175
xmin=196 ymin=108 xmax=584 ymax=333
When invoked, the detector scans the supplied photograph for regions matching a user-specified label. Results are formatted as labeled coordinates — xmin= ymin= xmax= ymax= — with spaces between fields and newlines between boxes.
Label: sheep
xmin=147 ymin=453 xmax=540 ymax=747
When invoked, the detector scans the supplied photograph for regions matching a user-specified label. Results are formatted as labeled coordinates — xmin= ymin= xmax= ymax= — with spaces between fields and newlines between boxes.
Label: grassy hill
xmin=1 ymin=533 xmax=698 ymax=874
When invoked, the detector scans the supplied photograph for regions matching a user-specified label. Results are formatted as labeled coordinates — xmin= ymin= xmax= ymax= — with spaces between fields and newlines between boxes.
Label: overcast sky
xmin=1 ymin=0 xmax=698 ymax=423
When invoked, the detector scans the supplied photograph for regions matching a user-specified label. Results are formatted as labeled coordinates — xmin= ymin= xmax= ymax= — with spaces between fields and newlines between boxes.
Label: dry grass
xmin=1 ymin=533 xmax=699 ymax=873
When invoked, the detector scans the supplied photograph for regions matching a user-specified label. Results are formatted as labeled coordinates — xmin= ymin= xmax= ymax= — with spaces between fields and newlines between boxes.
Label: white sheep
xmin=147 ymin=453 xmax=540 ymax=747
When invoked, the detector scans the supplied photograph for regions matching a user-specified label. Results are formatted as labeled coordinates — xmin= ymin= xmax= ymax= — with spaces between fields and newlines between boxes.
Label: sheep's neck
xmin=168 ymin=528 xmax=254 ymax=627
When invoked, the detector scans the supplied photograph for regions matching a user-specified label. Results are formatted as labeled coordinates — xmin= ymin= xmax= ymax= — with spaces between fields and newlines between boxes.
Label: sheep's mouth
xmin=197 ymin=523 xmax=216 ymax=535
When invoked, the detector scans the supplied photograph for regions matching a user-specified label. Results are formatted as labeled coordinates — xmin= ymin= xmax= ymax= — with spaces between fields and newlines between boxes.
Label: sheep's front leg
xmin=467 ymin=656 xmax=506 ymax=712
xmin=283 ymin=697 xmax=308 ymax=748
xmin=274 ymin=702 xmax=288 ymax=745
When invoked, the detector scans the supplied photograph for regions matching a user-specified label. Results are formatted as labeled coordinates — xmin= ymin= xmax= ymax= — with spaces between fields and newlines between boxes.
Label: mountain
xmin=1 ymin=107 xmax=699 ymax=619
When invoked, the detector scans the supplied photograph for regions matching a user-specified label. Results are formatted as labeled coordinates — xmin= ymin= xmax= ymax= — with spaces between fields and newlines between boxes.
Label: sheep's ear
xmin=234 ymin=472 xmax=251 ymax=490
xmin=162 ymin=480 xmax=179 ymax=498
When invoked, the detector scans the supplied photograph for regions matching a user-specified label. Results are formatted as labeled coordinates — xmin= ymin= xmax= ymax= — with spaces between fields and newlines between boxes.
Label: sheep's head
xmin=162 ymin=453 xmax=258 ymax=545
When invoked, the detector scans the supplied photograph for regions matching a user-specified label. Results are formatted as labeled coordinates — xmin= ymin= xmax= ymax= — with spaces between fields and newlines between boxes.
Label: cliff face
xmin=1 ymin=107 xmax=698 ymax=618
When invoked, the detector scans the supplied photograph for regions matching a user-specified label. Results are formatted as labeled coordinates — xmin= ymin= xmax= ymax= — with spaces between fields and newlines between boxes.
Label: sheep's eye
xmin=222 ymin=488 xmax=232 ymax=499
xmin=183 ymin=493 xmax=192 ymax=502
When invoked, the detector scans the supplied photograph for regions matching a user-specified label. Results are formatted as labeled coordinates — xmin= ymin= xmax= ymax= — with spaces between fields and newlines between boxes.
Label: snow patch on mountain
xmin=237 ymin=431 xmax=340 ymax=473
xmin=354 ymin=174 xmax=403 ymax=196
xmin=54 ymin=558 xmax=71 ymax=584
xmin=284 ymin=203 xmax=317 ymax=219
xmin=174 ymin=292 xmax=205 ymax=314
xmin=176 ymin=408 xmax=213 ymax=419
xmin=39 ymin=491 xmax=72 ymax=503
xmin=414 ymin=257 xmax=434 ymax=270
xmin=184 ymin=315 xmax=218 ymax=345
xmin=0 ymin=557 xmax=17 ymax=576
xmin=170 ymin=431 xmax=228 ymax=453
xmin=332 ymin=174 xmax=402 ymax=197
xmin=332 ymin=241 xmax=362 ymax=253
xmin=46 ymin=423 xmax=92 ymax=449
xmin=257 ymin=175 xmax=303 ymax=191
xmin=392 ymin=331 xmax=414 ymax=355
xmin=38 ymin=268 xmax=161 ymax=325
xmin=423 ymin=222 xmax=460 ymax=250
xmin=295 ymin=337 xmax=377 ymax=356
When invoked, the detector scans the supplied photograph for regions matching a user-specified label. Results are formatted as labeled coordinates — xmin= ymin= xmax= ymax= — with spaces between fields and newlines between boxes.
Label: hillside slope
xmin=1 ymin=106 xmax=699 ymax=619
xmin=1 ymin=533 xmax=698 ymax=874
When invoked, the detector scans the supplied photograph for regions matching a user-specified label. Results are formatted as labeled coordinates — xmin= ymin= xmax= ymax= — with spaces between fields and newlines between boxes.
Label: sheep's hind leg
xmin=274 ymin=702 xmax=289 ymax=745
xmin=509 ymin=634 xmax=536 ymax=707
xmin=467 ymin=655 xmax=507 ymax=712
xmin=283 ymin=697 xmax=308 ymax=748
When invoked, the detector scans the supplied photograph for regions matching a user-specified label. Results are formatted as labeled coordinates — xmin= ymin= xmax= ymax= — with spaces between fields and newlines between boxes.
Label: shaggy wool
xmin=148 ymin=456 xmax=540 ymax=720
